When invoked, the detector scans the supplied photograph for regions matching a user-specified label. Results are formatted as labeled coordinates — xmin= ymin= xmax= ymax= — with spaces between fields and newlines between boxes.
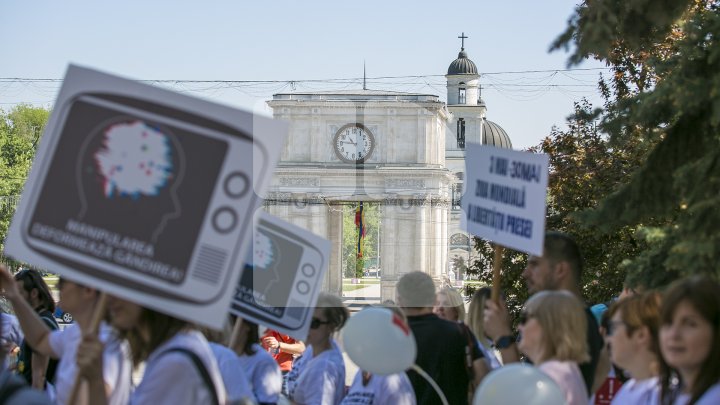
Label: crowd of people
xmin=0 ymin=230 xmax=718 ymax=404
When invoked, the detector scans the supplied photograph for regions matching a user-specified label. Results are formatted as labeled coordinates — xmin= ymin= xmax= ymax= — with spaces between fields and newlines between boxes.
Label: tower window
xmin=457 ymin=118 xmax=465 ymax=149
xmin=458 ymin=87 xmax=466 ymax=104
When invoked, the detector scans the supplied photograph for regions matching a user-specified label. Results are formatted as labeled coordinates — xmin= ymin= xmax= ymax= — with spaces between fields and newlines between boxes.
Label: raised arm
xmin=0 ymin=265 xmax=55 ymax=357
xmin=483 ymin=297 xmax=521 ymax=364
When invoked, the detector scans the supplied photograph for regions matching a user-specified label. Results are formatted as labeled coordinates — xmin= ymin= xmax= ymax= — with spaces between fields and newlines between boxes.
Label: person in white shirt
xmin=0 ymin=313 xmax=23 ymax=369
xmin=208 ymin=341 xmax=255 ymax=404
xmin=517 ymin=290 xmax=590 ymax=405
xmin=604 ymin=291 xmax=662 ymax=404
xmin=0 ymin=266 xmax=131 ymax=405
xmin=657 ymin=276 xmax=720 ymax=405
xmin=231 ymin=319 xmax=282 ymax=405
xmin=341 ymin=303 xmax=416 ymax=405
xmin=76 ymin=296 xmax=226 ymax=405
xmin=287 ymin=293 xmax=348 ymax=405
xmin=341 ymin=371 xmax=416 ymax=405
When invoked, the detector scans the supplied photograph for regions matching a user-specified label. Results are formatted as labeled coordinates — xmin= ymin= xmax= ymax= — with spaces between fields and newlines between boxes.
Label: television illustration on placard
xmin=232 ymin=212 xmax=329 ymax=337
xmin=5 ymin=66 xmax=284 ymax=310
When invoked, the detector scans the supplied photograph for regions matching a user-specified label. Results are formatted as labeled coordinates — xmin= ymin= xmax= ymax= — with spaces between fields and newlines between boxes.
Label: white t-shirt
xmin=286 ymin=340 xmax=341 ymax=396
xmin=1 ymin=313 xmax=23 ymax=369
xmin=237 ymin=343 xmax=282 ymax=404
xmin=539 ymin=360 xmax=589 ymax=405
xmin=288 ymin=341 xmax=346 ymax=405
xmin=208 ymin=342 xmax=254 ymax=403
xmin=341 ymin=371 xmax=416 ymax=405
xmin=611 ymin=377 xmax=658 ymax=405
xmin=48 ymin=322 xmax=131 ymax=405
xmin=1 ymin=313 xmax=23 ymax=346
xmin=476 ymin=337 xmax=502 ymax=369
xmin=671 ymin=382 xmax=720 ymax=405
xmin=131 ymin=330 xmax=226 ymax=405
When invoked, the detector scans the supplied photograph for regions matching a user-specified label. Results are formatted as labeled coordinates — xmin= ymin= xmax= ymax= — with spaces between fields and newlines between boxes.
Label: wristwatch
xmin=494 ymin=335 xmax=515 ymax=349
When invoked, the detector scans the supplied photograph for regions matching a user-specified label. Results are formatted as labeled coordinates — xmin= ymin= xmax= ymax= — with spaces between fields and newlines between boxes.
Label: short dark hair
xmin=15 ymin=269 xmax=56 ymax=313
xmin=544 ymin=231 xmax=583 ymax=284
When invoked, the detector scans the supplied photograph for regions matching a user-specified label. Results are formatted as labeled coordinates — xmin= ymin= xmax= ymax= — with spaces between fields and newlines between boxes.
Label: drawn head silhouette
xmin=76 ymin=119 xmax=185 ymax=243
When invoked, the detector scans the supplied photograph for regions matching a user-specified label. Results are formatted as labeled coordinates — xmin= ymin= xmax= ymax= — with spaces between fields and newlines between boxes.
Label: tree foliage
xmin=0 ymin=105 xmax=49 ymax=260
xmin=341 ymin=203 xmax=380 ymax=278
xmin=465 ymin=100 xmax=651 ymax=311
xmin=554 ymin=0 xmax=720 ymax=286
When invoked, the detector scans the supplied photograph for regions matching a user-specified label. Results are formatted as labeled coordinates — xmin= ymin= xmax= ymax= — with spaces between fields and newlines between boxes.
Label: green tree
xmin=0 ymin=105 xmax=50 ymax=259
xmin=553 ymin=0 xmax=720 ymax=286
xmin=465 ymin=100 xmax=650 ymax=315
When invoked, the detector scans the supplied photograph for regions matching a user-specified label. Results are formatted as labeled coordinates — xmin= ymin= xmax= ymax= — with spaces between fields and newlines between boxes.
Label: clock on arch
xmin=333 ymin=123 xmax=375 ymax=163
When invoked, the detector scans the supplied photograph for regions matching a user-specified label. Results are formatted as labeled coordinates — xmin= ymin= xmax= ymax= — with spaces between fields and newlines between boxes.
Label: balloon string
xmin=410 ymin=364 xmax=449 ymax=405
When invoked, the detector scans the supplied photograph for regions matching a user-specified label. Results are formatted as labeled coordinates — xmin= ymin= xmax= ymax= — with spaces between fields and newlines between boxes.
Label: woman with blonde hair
xmin=605 ymin=291 xmax=662 ymax=404
xmin=466 ymin=287 xmax=502 ymax=369
xmin=518 ymin=290 xmax=590 ymax=405
xmin=433 ymin=287 xmax=465 ymax=322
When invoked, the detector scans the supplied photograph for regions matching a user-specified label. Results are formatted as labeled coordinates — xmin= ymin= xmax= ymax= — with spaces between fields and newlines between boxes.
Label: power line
xmin=0 ymin=67 xmax=610 ymax=84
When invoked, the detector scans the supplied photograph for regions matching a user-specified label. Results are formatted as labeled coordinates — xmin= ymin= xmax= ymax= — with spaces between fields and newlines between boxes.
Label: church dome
xmin=447 ymin=50 xmax=478 ymax=75
xmin=482 ymin=119 xmax=512 ymax=148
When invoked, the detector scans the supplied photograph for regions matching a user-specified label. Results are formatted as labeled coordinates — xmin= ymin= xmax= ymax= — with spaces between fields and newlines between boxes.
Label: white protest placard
xmin=4 ymin=65 xmax=287 ymax=329
xmin=231 ymin=211 xmax=330 ymax=341
xmin=461 ymin=144 xmax=549 ymax=256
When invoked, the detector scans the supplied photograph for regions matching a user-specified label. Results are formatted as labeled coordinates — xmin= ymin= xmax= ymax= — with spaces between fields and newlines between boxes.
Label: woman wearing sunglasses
xmin=286 ymin=293 xmax=349 ymax=405
xmin=517 ymin=290 xmax=589 ymax=405
xmin=604 ymin=291 xmax=661 ymax=404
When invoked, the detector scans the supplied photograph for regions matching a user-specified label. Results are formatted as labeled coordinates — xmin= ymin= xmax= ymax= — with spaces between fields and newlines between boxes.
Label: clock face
xmin=333 ymin=123 xmax=375 ymax=163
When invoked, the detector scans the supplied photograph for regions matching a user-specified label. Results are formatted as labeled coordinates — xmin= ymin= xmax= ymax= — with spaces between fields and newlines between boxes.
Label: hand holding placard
xmin=461 ymin=144 xmax=549 ymax=300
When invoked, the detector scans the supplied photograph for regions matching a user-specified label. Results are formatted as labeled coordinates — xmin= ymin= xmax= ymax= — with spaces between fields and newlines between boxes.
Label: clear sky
xmin=1 ymin=0 xmax=605 ymax=149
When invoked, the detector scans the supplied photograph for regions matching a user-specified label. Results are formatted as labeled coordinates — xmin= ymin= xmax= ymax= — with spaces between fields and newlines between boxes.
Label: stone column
xmin=326 ymin=203 xmax=343 ymax=296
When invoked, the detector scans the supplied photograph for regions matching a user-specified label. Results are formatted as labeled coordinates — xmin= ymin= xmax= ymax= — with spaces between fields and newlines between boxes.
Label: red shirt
xmin=261 ymin=330 xmax=298 ymax=372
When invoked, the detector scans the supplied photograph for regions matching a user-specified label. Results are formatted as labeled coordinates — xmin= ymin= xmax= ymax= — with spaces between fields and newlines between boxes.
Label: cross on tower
xmin=458 ymin=32 xmax=468 ymax=50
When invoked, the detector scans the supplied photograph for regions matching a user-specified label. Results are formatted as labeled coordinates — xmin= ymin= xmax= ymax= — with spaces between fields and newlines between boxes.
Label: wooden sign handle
xmin=68 ymin=292 xmax=108 ymax=405
xmin=228 ymin=316 xmax=244 ymax=349
xmin=491 ymin=244 xmax=504 ymax=303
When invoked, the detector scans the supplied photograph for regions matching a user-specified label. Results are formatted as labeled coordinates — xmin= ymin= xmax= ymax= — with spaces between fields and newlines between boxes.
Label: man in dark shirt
xmin=484 ymin=231 xmax=604 ymax=395
xmin=396 ymin=271 xmax=486 ymax=405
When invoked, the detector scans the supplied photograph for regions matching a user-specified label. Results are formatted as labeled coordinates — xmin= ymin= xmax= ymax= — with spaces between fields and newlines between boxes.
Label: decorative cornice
xmin=279 ymin=177 xmax=320 ymax=187
xmin=385 ymin=178 xmax=424 ymax=189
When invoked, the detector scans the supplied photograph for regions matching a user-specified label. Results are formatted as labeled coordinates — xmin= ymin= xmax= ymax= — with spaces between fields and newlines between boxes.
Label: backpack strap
xmin=160 ymin=348 xmax=220 ymax=405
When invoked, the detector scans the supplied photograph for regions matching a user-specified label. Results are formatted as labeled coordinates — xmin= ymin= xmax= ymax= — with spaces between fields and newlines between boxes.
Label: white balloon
xmin=341 ymin=307 xmax=416 ymax=375
xmin=473 ymin=363 xmax=566 ymax=405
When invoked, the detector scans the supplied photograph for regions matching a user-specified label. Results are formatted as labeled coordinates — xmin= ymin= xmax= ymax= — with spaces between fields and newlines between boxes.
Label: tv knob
xmin=223 ymin=171 xmax=249 ymax=199
xmin=211 ymin=206 xmax=238 ymax=234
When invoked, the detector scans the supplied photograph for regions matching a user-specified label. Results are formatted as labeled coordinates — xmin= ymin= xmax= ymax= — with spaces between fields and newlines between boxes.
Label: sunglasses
xmin=518 ymin=311 xmax=534 ymax=326
xmin=310 ymin=317 xmax=331 ymax=329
